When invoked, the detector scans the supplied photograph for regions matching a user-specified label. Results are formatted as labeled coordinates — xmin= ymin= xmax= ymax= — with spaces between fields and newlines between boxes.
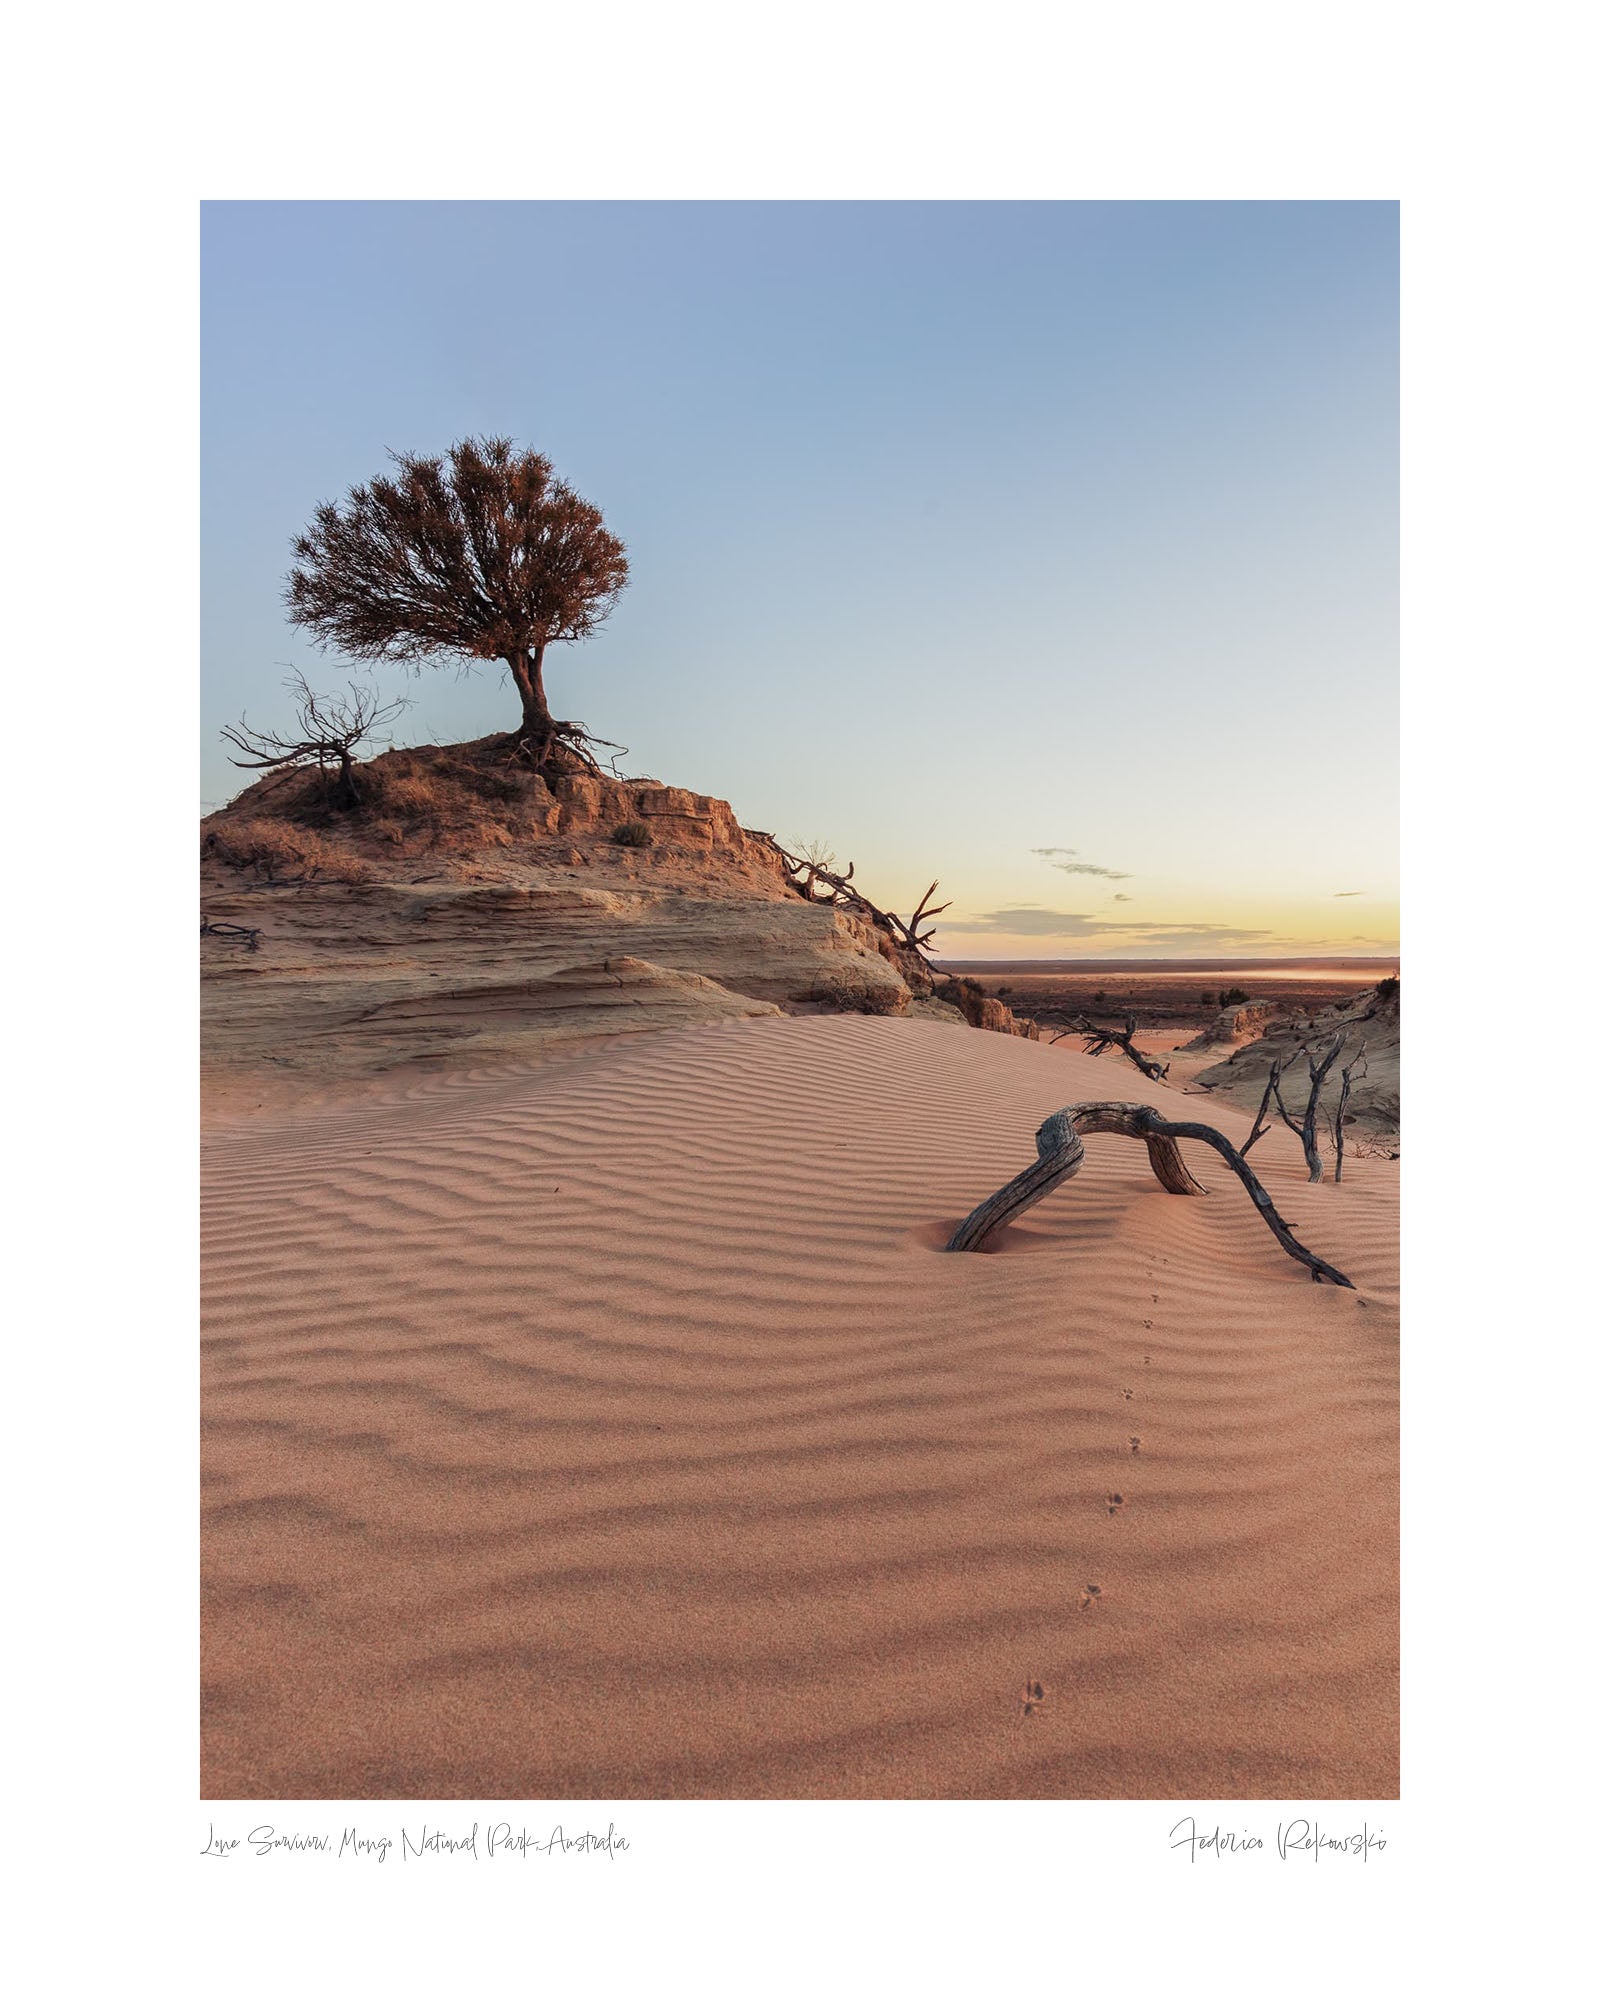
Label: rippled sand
xmin=202 ymin=1015 xmax=1397 ymax=1798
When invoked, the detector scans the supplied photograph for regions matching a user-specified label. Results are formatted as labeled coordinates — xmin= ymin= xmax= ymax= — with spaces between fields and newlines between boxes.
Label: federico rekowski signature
xmin=1170 ymin=1815 xmax=1387 ymax=1861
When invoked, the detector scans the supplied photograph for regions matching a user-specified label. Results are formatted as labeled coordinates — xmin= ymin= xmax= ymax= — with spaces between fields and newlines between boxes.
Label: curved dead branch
xmin=200 ymin=920 xmax=262 ymax=952
xmin=947 ymin=1099 xmax=1354 ymax=1287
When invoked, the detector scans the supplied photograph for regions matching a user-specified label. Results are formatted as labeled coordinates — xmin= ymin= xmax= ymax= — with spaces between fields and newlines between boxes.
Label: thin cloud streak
xmin=944 ymin=905 xmax=1275 ymax=946
xmin=1031 ymin=846 xmax=1131 ymax=881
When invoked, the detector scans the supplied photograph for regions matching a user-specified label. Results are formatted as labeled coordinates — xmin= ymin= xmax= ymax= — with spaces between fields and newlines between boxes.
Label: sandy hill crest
xmin=201 ymin=737 xmax=1035 ymax=1095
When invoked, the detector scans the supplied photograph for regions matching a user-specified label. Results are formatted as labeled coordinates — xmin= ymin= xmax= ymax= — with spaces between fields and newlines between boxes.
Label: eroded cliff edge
xmin=201 ymin=737 xmax=1036 ymax=1090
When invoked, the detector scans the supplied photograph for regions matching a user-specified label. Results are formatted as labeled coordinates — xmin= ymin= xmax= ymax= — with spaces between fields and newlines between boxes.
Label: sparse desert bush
xmin=357 ymin=758 xmax=520 ymax=852
xmin=611 ymin=820 xmax=654 ymax=848
xmin=203 ymin=818 xmax=376 ymax=883
xmin=1220 ymin=985 xmax=1251 ymax=1008
xmin=221 ymin=670 xmax=410 ymax=811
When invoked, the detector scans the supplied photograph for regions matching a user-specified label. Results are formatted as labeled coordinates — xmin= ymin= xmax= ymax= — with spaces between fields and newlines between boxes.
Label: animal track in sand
xmin=1106 ymin=1493 xmax=1124 ymax=1516
xmin=1129 ymin=1436 xmax=1142 ymax=1454
xmin=1078 ymin=1584 xmax=1103 ymax=1612
xmin=1121 ymin=1388 xmax=1135 ymax=1400
xmin=1021 ymin=1679 xmax=1047 ymax=1717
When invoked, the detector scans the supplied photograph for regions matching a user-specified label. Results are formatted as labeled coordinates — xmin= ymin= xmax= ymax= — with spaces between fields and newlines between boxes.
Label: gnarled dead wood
xmin=947 ymin=1099 xmax=1354 ymax=1287
xmin=761 ymin=838 xmax=949 ymax=972
xmin=1332 ymin=1041 xmax=1368 ymax=1184
xmin=1239 ymin=1055 xmax=1288 ymax=1158
xmin=1054 ymin=1014 xmax=1169 ymax=1081
xmin=223 ymin=671 xmax=411 ymax=810
xmin=1270 ymin=1032 xmax=1347 ymax=1183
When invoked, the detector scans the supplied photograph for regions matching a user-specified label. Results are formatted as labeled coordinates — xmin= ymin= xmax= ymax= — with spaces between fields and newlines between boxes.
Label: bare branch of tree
xmin=1332 ymin=1041 xmax=1369 ymax=1184
xmin=1268 ymin=1033 xmax=1347 ymax=1183
xmin=894 ymin=881 xmax=952 ymax=954
xmin=1239 ymin=1056 xmax=1288 ymax=1158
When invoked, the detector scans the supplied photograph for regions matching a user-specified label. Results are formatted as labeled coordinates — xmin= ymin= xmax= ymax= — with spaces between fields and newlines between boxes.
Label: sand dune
xmin=201 ymin=1015 xmax=1397 ymax=1799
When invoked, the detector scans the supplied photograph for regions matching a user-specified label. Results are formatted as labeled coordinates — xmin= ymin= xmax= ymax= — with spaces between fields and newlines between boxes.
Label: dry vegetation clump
xmin=349 ymin=748 xmax=548 ymax=853
xmin=203 ymin=818 xmax=377 ymax=884
xmin=611 ymin=820 xmax=654 ymax=848
xmin=219 ymin=745 xmax=532 ymax=857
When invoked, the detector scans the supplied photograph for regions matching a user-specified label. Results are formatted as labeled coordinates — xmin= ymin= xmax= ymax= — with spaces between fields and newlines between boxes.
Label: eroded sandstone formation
xmin=201 ymin=740 xmax=1036 ymax=1085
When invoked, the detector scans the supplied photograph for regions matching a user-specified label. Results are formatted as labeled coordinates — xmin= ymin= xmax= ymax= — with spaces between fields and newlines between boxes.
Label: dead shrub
xmin=369 ymin=766 xmax=456 ymax=819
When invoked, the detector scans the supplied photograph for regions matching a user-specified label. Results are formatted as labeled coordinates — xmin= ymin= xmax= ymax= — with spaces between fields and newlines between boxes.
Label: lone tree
xmin=285 ymin=436 xmax=630 ymax=769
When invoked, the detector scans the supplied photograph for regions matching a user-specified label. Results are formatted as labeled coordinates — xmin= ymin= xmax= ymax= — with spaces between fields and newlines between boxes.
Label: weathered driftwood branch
xmin=1054 ymin=1013 xmax=1169 ymax=1081
xmin=947 ymin=1099 xmax=1354 ymax=1287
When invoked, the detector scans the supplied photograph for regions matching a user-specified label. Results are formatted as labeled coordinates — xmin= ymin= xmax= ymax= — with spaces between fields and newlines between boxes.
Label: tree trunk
xmin=331 ymin=748 xmax=361 ymax=810
xmin=506 ymin=644 xmax=554 ymax=744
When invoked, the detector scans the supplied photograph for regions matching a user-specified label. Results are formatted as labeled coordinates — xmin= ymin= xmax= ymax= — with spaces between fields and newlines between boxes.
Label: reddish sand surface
xmin=202 ymin=1015 xmax=1397 ymax=1799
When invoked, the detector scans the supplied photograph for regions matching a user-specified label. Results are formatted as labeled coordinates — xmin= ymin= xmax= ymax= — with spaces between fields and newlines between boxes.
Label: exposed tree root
xmin=501 ymin=719 xmax=632 ymax=780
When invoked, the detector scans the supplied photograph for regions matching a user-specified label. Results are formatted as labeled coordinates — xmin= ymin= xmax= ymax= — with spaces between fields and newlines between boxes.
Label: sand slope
xmin=202 ymin=1016 xmax=1397 ymax=1799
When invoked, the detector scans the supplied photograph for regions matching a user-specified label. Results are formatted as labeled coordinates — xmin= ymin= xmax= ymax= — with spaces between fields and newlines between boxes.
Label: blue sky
xmin=202 ymin=201 xmax=1397 ymax=957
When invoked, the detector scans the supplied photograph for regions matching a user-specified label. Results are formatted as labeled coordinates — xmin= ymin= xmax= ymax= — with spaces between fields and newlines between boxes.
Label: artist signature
xmin=1170 ymin=1815 xmax=1387 ymax=1860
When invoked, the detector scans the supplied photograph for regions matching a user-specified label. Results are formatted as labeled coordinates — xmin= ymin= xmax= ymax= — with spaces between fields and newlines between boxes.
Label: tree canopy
xmin=285 ymin=437 xmax=629 ymax=765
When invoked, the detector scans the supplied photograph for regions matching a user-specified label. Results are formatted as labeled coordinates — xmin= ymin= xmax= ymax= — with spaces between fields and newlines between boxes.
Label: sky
xmin=201 ymin=201 xmax=1397 ymax=959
